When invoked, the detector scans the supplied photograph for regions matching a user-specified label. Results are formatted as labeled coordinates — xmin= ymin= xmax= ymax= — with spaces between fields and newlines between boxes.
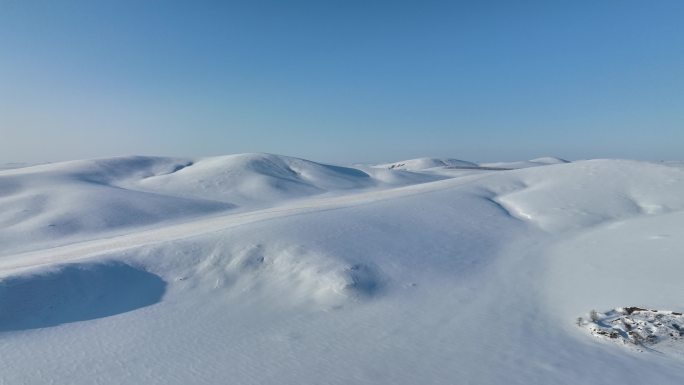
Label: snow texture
xmin=1 ymin=153 xmax=684 ymax=384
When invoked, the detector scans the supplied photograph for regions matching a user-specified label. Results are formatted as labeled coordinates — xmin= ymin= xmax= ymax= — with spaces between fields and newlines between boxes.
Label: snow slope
xmin=0 ymin=156 xmax=231 ymax=254
xmin=479 ymin=156 xmax=570 ymax=169
xmin=130 ymin=153 xmax=377 ymax=205
xmin=374 ymin=157 xmax=478 ymax=170
xmin=490 ymin=159 xmax=684 ymax=232
xmin=0 ymin=153 xmax=437 ymax=255
xmin=1 ymin=154 xmax=684 ymax=384
xmin=0 ymin=162 xmax=31 ymax=171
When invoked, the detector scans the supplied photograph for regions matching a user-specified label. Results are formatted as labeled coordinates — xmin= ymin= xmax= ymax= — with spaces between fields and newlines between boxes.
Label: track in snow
xmin=0 ymin=173 xmax=492 ymax=275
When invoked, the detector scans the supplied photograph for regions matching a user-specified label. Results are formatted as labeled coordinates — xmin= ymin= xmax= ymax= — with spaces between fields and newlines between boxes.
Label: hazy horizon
xmin=2 ymin=1 xmax=683 ymax=164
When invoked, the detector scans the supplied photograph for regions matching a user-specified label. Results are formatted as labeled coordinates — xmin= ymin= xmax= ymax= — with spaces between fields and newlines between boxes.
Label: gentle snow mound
xmin=528 ymin=157 xmax=569 ymax=164
xmin=184 ymin=243 xmax=383 ymax=306
xmin=2 ymin=153 xmax=433 ymax=255
xmin=376 ymin=157 xmax=478 ymax=170
xmin=489 ymin=159 xmax=684 ymax=232
xmin=133 ymin=153 xmax=374 ymax=205
xmin=0 ymin=156 xmax=231 ymax=255
xmin=480 ymin=156 xmax=569 ymax=169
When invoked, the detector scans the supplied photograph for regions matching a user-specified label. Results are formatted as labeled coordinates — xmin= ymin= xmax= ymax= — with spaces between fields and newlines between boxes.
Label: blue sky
xmin=1 ymin=0 xmax=683 ymax=164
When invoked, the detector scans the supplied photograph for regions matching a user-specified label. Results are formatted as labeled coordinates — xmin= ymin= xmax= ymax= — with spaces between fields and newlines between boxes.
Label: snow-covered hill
xmin=0 ymin=153 xmax=441 ymax=255
xmin=479 ymin=156 xmax=570 ymax=169
xmin=375 ymin=157 xmax=478 ymax=170
xmin=0 ymin=156 xmax=231 ymax=254
xmin=1 ymin=154 xmax=684 ymax=385
xmin=131 ymin=153 xmax=431 ymax=205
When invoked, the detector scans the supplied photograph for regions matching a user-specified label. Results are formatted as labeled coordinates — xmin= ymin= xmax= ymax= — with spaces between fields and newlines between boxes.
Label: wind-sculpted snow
xmin=0 ymin=156 xmax=234 ymax=255
xmin=179 ymin=242 xmax=384 ymax=306
xmin=0 ymin=178 xmax=232 ymax=256
xmin=489 ymin=159 xmax=684 ymax=232
xmin=132 ymin=153 xmax=377 ymax=205
xmin=0 ymin=153 xmax=439 ymax=255
xmin=0 ymin=261 xmax=165 ymax=332
xmin=1 ymin=154 xmax=684 ymax=384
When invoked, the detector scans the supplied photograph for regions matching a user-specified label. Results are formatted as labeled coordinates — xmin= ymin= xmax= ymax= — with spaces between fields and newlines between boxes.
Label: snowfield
xmin=1 ymin=153 xmax=684 ymax=384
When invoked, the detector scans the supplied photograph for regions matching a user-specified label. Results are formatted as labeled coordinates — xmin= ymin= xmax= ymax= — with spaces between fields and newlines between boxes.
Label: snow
xmin=0 ymin=154 xmax=437 ymax=255
xmin=490 ymin=159 xmax=684 ymax=232
xmin=1 ymin=153 xmax=684 ymax=384
xmin=0 ymin=162 xmax=32 ymax=171
xmin=0 ymin=156 xmax=232 ymax=255
xmin=479 ymin=156 xmax=570 ymax=169
xmin=374 ymin=157 xmax=478 ymax=170
xmin=0 ymin=261 xmax=165 ymax=332
xmin=131 ymin=153 xmax=377 ymax=205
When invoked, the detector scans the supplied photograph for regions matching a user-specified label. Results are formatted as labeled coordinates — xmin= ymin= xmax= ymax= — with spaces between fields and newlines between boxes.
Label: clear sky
xmin=1 ymin=0 xmax=683 ymax=164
